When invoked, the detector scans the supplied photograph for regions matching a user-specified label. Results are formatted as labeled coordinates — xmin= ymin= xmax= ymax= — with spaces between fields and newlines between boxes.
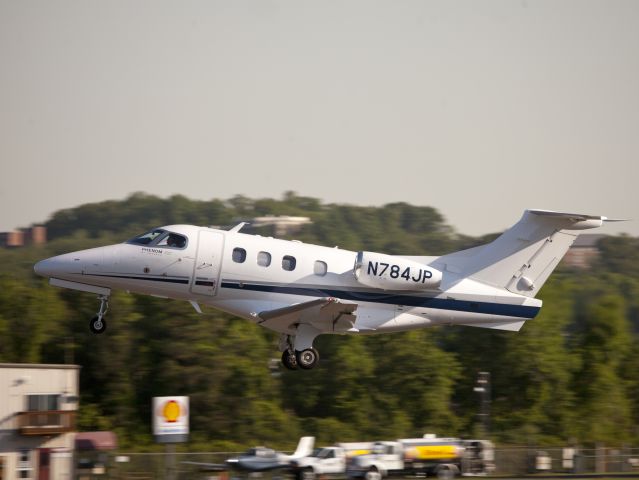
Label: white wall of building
xmin=0 ymin=364 xmax=79 ymax=480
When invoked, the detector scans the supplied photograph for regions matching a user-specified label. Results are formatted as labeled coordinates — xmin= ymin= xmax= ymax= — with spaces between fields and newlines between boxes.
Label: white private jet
xmin=34 ymin=209 xmax=617 ymax=370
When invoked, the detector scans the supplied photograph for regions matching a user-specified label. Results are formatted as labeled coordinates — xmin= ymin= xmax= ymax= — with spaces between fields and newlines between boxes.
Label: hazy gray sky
xmin=1 ymin=0 xmax=638 ymax=237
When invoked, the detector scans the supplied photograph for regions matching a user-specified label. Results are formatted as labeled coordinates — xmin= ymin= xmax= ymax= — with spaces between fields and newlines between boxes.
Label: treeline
xmin=1 ymin=192 xmax=638 ymax=451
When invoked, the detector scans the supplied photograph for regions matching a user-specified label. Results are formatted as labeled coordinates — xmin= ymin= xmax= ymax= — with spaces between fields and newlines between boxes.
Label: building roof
xmin=76 ymin=431 xmax=118 ymax=450
xmin=0 ymin=363 xmax=80 ymax=370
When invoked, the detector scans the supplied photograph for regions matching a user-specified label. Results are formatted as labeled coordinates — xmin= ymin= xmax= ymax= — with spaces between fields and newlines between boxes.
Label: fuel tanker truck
xmin=346 ymin=435 xmax=494 ymax=480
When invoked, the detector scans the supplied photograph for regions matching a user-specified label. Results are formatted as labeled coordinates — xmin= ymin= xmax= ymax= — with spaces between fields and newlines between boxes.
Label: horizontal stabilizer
xmin=528 ymin=209 xmax=627 ymax=223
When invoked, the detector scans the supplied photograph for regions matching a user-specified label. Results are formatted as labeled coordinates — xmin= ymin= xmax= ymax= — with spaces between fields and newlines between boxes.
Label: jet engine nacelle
xmin=354 ymin=251 xmax=443 ymax=291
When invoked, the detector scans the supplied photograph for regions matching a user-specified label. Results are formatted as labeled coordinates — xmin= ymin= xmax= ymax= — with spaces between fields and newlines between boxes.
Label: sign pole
xmin=166 ymin=443 xmax=176 ymax=480
xmin=152 ymin=396 xmax=189 ymax=480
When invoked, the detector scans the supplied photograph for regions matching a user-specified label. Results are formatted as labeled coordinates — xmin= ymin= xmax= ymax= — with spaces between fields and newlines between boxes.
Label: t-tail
xmin=434 ymin=209 xmax=621 ymax=297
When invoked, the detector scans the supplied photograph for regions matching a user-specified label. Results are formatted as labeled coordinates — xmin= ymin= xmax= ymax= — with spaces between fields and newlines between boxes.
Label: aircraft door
xmin=191 ymin=230 xmax=224 ymax=296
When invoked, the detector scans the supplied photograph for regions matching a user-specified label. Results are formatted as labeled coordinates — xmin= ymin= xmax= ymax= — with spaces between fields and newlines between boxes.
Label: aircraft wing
xmin=226 ymin=458 xmax=291 ymax=472
xmin=257 ymin=297 xmax=358 ymax=333
xmin=181 ymin=461 xmax=228 ymax=472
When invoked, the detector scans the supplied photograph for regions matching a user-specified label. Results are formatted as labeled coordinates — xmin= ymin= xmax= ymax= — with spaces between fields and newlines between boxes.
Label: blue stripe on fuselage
xmin=220 ymin=281 xmax=540 ymax=319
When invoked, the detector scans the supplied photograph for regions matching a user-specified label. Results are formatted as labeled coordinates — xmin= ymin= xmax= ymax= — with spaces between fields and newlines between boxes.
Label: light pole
xmin=473 ymin=371 xmax=491 ymax=437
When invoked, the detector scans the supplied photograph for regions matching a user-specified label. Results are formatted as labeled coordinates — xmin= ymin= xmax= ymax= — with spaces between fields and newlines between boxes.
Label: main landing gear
xmin=279 ymin=331 xmax=320 ymax=370
xmin=281 ymin=350 xmax=298 ymax=370
xmin=89 ymin=295 xmax=109 ymax=334
xmin=281 ymin=347 xmax=320 ymax=370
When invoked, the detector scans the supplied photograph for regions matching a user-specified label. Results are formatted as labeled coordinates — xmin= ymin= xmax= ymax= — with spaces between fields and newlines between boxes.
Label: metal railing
xmin=104 ymin=447 xmax=639 ymax=479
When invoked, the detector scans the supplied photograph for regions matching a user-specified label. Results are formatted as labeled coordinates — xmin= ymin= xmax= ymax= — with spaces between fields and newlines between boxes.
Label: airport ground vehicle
xmin=291 ymin=443 xmax=373 ymax=480
xmin=346 ymin=437 xmax=494 ymax=480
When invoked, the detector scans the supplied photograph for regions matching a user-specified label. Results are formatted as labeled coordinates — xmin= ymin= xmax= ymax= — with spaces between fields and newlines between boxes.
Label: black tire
xmin=282 ymin=350 xmax=298 ymax=370
xmin=296 ymin=348 xmax=319 ymax=370
xmin=89 ymin=316 xmax=107 ymax=334
xmin=365 ymin=466 xmax=381 ymax=480
xmin=301 ymin=467 xmax=315 ymax=480
xmin=436 ymin=467 xmax=454 ymax=480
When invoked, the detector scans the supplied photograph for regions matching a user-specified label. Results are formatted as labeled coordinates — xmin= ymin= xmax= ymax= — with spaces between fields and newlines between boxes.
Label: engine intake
xmin=354 ymin=251 xmax=442 ymax=291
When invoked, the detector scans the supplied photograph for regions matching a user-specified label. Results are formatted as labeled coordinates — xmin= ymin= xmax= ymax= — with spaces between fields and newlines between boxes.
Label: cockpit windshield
xmin=128 ymin=229 xmax=166 ymax=245
xmin=127 ymin=229 xmax=188 ymax=249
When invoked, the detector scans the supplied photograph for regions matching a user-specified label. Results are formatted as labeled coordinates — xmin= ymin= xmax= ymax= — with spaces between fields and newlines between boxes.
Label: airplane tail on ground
xmin=290 ymin=436 xmax=315 ymax=459
xmin=434 ymin=210 xmax=619 ymax=297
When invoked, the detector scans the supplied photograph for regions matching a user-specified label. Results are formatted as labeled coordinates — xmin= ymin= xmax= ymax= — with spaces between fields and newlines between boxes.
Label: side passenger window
xmin=314 ymin=260 xmax=327 ymax=276
xmin=232 ymin=248 xmax=247 ymax=263
xmin=282 ymin=255 xmax=296 ymax=271
xmin=257 ymin=251 xmax=271 ymax=267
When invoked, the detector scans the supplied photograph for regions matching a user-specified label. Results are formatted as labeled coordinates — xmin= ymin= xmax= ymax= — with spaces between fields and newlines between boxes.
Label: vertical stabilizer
xmin=290 ymin=436 xmax=315 ymax=459
xmin=435 ymin=210 xmax=611 ymax=297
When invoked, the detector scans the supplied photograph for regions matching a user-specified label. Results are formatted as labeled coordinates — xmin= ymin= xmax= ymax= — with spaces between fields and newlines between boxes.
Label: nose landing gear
xmin=89 ymin=295 xmax=109 ymax=334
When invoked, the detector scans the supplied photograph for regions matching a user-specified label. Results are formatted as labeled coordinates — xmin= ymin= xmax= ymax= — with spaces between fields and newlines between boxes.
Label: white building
xmin=251 ymin=216 xmax=312 ymax=236
xmin=0 ymin=364 xmax=79 ymax=480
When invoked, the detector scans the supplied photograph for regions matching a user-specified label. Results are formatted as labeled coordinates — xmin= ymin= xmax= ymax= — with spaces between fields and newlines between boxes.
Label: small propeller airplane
xmin=34 ymin=209 xmax=619 ymax=370
xmin=182 ymin=436 xmax=315 ymax=473
xmin=226 ymin=436 xmax=315 ymax=472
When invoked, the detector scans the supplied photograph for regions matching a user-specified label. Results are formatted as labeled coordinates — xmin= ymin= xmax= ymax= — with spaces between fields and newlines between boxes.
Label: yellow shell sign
xmin=163 ymin=400 xmax=180 ymax=423
xmin=152 ymin=396 xmax=189 ymax=442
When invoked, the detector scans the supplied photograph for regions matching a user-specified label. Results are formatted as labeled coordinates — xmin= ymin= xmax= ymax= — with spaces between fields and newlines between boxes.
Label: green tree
xmin=575 ymin=293 xmax=633 ymax=443
xmin=0 ymin=277 xmax=66 ymax=362
xmin=491 ymin=278 xmax=578 ymax=443
xmin=373 ymin=329 xmax=462 ymax=437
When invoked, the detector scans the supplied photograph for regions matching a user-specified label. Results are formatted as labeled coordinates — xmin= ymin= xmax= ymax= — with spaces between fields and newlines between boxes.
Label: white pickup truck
xmin=291 ymin=443 xmax=373 ymax=480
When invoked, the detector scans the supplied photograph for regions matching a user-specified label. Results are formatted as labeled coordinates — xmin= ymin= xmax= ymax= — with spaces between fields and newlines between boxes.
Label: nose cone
xmin=34 ymin=251 xmax=86 ymax=279
xmin=34 ymin=257 xmax=56 ymax=277
xmin=34 ymin=254 xmax=78 ymax=278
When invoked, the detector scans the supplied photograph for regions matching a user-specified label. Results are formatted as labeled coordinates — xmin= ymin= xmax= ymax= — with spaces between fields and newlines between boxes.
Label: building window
xmin=314 ymin=260 xmax=327 ymax=276
xmin=17 ymin=449 xmax=31 ymax=479
xmin=257 ymin=251 xmax=271 ymax=267
xmin=27 ymin=394 xmax=60 ymax=411
xmin=282 ymin=255 xmax=296 ymax=271
xmin=232 ymin=248 xmax=247 ymax=263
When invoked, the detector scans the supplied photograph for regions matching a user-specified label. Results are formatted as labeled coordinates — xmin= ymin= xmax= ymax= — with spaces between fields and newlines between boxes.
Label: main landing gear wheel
xmin=281 ymin=350 xmax=298 ymax=370
xmin=89 ymin=295 xmax=109 ymax=334
xmin=296 ymin=348 xmax=319 ymax=370
xmin=89 ymin=315 xmax=107 ymax=334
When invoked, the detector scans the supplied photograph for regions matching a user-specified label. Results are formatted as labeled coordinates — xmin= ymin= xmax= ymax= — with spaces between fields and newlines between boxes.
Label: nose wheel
xmin=89 ymin=295 xmax=109 ymax=334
